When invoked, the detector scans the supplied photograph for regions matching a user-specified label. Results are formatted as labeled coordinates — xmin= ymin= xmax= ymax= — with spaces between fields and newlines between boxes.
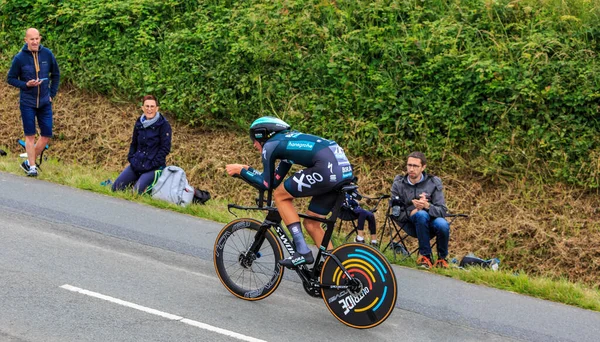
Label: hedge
xmin=1 ymin=0 xmax=599 ymax=187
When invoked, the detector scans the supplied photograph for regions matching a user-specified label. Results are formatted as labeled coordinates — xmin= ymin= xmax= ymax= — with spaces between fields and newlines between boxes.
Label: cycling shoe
xmin=278 ymin=251 xmax=314 ymax=269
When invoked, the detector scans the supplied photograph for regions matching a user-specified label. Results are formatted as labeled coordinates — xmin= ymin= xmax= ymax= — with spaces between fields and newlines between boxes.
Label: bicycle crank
xmin=302 ymin=281 xmax=321 ymax=298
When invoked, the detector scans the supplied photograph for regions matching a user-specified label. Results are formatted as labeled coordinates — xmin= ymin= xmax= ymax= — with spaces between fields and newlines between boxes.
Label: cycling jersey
xmin=240 ymin=130 xmax=353 ymax=214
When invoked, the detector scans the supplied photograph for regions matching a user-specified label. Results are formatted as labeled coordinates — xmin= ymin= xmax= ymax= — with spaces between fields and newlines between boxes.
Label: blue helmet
xmin=249 ymin=116 xmax=291 ymax=144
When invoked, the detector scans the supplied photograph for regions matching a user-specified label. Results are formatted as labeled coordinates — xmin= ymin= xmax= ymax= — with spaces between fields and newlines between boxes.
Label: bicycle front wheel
xmin=213 ymin=218 xmax=284 ymax=301
xmin=320 ymin=243 xmax=397 ymax=329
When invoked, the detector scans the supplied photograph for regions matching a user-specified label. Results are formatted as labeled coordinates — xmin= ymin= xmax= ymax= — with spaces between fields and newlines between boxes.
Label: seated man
xmin=344 ymin=193 xmax=378 ymax=246
xmin=226 ymin=116 xmax=354 ymax=268
xmin=390 ymin=151 xmax=449 ymax=269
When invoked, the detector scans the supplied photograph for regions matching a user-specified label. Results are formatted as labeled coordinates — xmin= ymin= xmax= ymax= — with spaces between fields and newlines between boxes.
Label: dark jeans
xmin=112 ymin=165 xmax=157 ymax=194
xmin=354 ymin=207 xmax=376 ymax=234
xmin=404 ymin=210 xmax=450 ymax=259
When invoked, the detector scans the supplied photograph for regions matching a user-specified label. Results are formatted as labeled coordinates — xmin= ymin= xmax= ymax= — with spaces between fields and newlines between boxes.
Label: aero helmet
xmin=249 ymin=116 xmax=291 ymax=144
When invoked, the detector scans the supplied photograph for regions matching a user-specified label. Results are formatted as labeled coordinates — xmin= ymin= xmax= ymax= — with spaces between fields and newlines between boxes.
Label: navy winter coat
xmin=127 ymin=114 xmax=172 ymax=173
xmin=7 ymin=44 xmax=60 ymax=108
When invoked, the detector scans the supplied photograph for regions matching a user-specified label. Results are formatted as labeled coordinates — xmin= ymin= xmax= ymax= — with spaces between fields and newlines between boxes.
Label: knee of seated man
xmin=432 ymin=217 xmax=450 ymax=232
xmin=412 ymin=210 xmax=430 ymax=221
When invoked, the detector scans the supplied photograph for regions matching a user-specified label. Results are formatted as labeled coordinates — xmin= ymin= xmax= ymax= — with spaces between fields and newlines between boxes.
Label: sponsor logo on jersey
xmin=329 ymin=145 xmax=351 ymax=166
xmin=249 ymin=168 xmax=261 ymax=176
xmin=287 ymin=141 xmax=315 ymax=151
xmin=341 ymin=166 xmax=352 ymax=173
xmin=330 ymin=175 xmax=337 ymax=182
xmin=293 ymin=172 xmax=323 ymax=192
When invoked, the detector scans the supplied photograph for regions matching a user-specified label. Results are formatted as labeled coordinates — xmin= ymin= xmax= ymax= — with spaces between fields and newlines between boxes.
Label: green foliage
xmin=1 ymin=0 xmax=599 ymax=187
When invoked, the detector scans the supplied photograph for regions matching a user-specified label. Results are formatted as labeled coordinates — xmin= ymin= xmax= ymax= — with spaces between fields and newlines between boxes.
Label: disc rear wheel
xmin=320 ymin=243 xmax=397 ymax=329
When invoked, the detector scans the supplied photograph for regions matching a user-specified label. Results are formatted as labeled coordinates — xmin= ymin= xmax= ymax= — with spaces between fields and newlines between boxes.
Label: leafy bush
xmin=1 ymin=0 xmax=599 ymax=187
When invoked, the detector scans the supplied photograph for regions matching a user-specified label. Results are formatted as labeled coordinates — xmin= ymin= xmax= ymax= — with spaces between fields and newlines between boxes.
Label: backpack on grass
xmin=146 ymin=166 xmax=211 ymax=207
xmin=149 ymin=166 xmax=195 ymax=207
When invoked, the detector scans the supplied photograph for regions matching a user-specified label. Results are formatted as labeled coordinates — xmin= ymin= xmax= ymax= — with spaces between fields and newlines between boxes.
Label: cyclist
xmin=226 ymin=116 xmax=354 ymax=268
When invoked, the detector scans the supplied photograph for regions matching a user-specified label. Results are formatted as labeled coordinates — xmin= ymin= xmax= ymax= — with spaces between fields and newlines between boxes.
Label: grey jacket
xmin=390 ymin=172 xmax=447 ymax=221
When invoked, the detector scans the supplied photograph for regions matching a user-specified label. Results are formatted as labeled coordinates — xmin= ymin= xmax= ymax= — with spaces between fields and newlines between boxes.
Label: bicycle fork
xmin=244 ymin=220 xmax=298 ymax=264
xmin=239 ymin=221 xmax=274 ymax=267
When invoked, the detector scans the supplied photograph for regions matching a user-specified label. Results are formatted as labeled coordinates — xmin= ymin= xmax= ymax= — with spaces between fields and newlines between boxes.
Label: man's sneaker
xmin=354 ymin=237 xmax=365 ymax=243
xmin=370 ymin=241 xmax=379 ymax=248
xmin=20 ymin=160 xmax=30 ymax=174
xmin=27 ymin=166 xmax=38 ymax=177
xmin=416 ymin=255 xmax=433 ymax=269
xmin=278 ymin=251 xmax=314 ymax=269
xmin=434 ymin=258 xmax=449 ymax=269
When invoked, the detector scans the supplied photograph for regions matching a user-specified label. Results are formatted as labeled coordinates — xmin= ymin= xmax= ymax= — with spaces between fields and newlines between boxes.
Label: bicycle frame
xmin=227 ymin=179 xmax=359 ymax=292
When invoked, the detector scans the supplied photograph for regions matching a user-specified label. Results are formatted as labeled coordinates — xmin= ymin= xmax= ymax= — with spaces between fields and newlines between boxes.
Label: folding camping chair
xmin=379 ymin=201 xmax=468 ymax=260
xmin=336 ymin=190 xmax=389 ymax=243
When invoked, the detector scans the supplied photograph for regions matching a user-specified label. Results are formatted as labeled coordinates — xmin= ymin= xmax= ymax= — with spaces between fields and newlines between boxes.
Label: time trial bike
xmin=213 ymin=177 xmax=397 ymax=329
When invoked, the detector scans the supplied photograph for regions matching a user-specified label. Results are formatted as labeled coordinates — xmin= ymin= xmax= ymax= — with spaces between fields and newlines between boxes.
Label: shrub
xmin=1 ymin=0 xmax=599 ymax=187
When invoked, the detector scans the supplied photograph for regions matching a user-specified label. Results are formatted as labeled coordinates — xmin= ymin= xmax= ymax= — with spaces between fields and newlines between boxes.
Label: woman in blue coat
xmin=112 ymin=95 xmax=172 ymax=193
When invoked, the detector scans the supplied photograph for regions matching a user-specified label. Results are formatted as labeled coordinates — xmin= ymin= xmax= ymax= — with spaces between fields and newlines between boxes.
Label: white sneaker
xmin=27 ymin=166 xmax=38 ymax=177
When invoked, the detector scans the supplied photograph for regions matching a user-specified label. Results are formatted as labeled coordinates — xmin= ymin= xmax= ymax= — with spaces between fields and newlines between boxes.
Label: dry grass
xmin=1 ymin=81 xmax=598 ymax=287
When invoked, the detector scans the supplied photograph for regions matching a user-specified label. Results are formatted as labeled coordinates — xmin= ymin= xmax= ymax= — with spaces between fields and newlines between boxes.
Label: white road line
xmin=60 ymin=284 xmax=267 ymax=342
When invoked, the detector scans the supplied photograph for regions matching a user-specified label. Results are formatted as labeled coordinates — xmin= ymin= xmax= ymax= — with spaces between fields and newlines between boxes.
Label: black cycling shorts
xmin=283 ymin=160 xmax=351 ymax=215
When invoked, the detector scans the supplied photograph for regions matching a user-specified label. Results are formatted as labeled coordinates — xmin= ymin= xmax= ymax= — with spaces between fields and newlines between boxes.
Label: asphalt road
xmin=1 ymin=171 xmax=599 ymax=342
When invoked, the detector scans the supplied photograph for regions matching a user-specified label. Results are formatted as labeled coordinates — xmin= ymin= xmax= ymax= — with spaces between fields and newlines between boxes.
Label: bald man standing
xmin=7 ymin=28 xmax=60 ymax=177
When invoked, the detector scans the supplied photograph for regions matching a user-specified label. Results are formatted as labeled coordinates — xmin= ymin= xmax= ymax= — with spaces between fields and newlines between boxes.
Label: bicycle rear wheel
xmin=213 ymin=218 xmax=284 ymax=300
xmin=320 ymin=243 xmax=397 ymax=329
